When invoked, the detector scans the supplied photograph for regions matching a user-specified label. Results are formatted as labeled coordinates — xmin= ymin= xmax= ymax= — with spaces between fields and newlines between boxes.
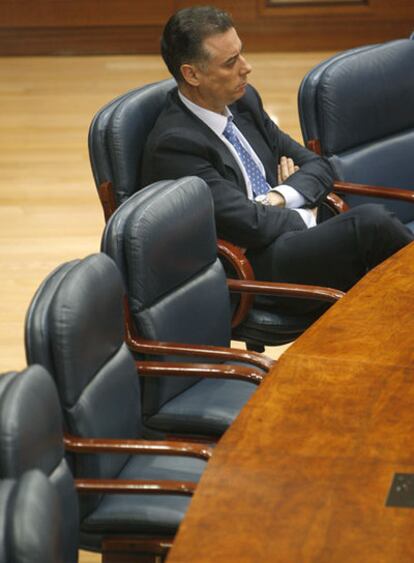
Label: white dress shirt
xmin=178 ymin=91 xmax=316 ymax=228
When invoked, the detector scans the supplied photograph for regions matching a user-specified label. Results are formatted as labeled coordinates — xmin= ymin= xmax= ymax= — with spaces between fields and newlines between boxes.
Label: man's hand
xmin=264 ymin=191 xmax=286 ymax=207
xmin=277 ymin=156 xmax=299 ymax=184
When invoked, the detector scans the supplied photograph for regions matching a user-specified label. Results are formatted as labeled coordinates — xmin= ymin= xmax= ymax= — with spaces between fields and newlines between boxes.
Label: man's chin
xmin=232 ymin=85 xmax=247 ymax=102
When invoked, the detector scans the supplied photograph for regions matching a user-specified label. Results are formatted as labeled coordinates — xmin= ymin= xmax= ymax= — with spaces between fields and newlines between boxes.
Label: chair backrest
xmin=0 ymin=471 xmax=64 ymax=563
xmin=24 ymin=254 xmax=144 ymax=516
xmin=101 ymin=176 xmax=233 ymax=419
xmin=298 ymin=38 xmax=414 ymax=225
xmin=298 ymin=45 xmax=373 ymax=145
xmin=0 ymin=367 xmax=79 ymax=562
xmin=88 ymin=78 xmax=176 ymax=206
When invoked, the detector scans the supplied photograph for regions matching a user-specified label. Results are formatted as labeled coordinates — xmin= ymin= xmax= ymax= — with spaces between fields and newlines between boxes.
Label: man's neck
xmin=178 ymin=84 xmax=226 ymax=115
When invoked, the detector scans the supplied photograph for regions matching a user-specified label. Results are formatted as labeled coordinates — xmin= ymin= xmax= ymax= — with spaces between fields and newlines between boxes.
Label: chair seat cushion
xmin=405 ymin=220 xmax=414 ymax=233
xmin=80 ymin=454 xmax=206 ymax=546
xmin=145 ymin=377 xmax=257 ymax=436
xmin=233 ymin=304 xmax=326 ymax=346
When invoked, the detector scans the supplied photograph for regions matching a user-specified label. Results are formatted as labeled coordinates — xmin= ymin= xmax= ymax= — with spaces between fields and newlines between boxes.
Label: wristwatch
xmin=255 ymin=193 xmax=271 ymax=205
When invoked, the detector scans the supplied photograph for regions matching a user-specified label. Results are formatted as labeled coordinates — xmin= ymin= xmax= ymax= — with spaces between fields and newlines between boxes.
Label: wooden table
xmin=167 ymin=242 xmax=414 ymax=562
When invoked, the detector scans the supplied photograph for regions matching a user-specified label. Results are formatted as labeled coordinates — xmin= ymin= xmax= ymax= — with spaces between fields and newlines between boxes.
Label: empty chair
xmin=0 ymin=470 xmax=65 ymax=563
xmin=298 ymin=38 xmax=414 ymax=230
xmin=23 ymin=255 xmax=212 ymax=560
xmin=0 ymin=368 xmax=79 ymax=563
xmin=101 ymin=176 xmax=342 ymax=438
xmin=25 ymin=249 xmax=267 ymax=441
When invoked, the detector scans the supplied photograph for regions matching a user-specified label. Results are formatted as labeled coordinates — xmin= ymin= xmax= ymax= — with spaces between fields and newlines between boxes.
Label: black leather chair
xmin=298 ymin=38 xmax=414 ymax=230
xmin=101 ymin=176 xmax=342 ymax=438
xmin=25 ymin=250 xmax=269 ymax=440
xmin=89 ymin=79 xmax=343 ymax=351
xmin=0 ymin=470 xmax=66 ymax=563
xmin=23 ymin=259 xmax=212 ymax=560
xmin=0 ymin=368 xmax=79 ymax=563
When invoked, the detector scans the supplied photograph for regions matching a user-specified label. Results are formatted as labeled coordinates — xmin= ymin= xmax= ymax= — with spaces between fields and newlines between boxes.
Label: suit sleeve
xmin=249 ymin=88 xmax=335 ymax=206
xmin=141 ymin=130 xmax=307 ymax=250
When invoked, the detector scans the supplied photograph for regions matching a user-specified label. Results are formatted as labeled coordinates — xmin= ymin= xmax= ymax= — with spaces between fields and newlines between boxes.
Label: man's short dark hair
xmin=161 ymin=6 xmax=234 ymax=83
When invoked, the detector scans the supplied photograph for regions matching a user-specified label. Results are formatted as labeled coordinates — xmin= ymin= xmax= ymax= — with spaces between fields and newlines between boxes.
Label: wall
xmin=0 ymin=0 xmax=413 ymax=55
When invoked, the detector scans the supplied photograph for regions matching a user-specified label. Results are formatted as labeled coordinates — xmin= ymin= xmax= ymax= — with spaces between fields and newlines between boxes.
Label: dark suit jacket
xmin=141 ymin=85 xmax=335 ymax=250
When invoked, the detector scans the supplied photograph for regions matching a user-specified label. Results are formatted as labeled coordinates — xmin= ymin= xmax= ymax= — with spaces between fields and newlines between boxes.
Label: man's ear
xmin=180 ymin=63 xmax=201 ymax=86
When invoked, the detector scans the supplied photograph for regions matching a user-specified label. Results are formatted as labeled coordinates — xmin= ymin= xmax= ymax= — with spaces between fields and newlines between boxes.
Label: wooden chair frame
xmin=64 ymin=434 xmax=213 ymax=562
xmin=307 ymin=139 xmax=414 ymax=209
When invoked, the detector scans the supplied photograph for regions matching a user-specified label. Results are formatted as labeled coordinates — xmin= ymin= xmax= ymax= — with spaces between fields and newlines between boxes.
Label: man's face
xmin=186 ymin=27 xmax=252 ymax=113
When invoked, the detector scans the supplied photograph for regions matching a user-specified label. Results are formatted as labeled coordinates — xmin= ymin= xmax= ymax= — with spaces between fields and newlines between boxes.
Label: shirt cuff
xmin=271 ymin=184 xmax=306 ymax=209
xmin=293 ymin=208 xmax=317 ymax=229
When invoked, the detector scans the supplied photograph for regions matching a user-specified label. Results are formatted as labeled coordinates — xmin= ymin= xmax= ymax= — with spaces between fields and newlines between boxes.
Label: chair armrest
xmin=325 ymin=191 xmax=349 ymax=214
xmin=217 ymin=238 xmax=255 ymax=327
xmin=75 ymin=478 xmax=196 ymax=496
xmin=64 ymin=434 xmax=213 ymax=460
xmin=98 ymin=180 xmax=117 ymax=221
xmin=136 ymin=360 xmax=264 ymax=385
xmin=227 ymin=278 xmax=344 ymax=303
xmin=334 ymin=181 xmax=414 ymax=203
xmin=126 ymin=331 xmax=274 ymax=371
xmin=216 ymin=238 xmax=251 ymax=277
xmin=306 ymin=139 xmax=413 ymax=207
xmin=102 ymin=537 xmax=173 ymax=560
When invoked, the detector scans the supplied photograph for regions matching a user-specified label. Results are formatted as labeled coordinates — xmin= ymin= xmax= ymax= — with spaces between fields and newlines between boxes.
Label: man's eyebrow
xmin=223 ymin=44 xmax=243 ymax=65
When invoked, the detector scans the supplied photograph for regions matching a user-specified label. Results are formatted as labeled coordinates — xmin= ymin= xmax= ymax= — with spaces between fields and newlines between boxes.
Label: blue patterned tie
xmin=223 ymin=117 xmax=269 ymax=197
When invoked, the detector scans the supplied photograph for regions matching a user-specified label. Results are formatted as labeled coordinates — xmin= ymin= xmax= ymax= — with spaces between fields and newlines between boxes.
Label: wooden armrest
xmin=102 ymin=537 xmax=173 ymax=558
xmin=306 ymin=139 xmax=414 ymax=206
xmin=98 ymin=180 xmax=117 ymax=221
xmin=136 ymin=360 xmax=264 ymax=385
xmin=64 ymin=434 xmax=213 ymax=460
xmin=325 ymin=191 xmax=349 ymax=214
xmin=75 ymin=478 xmax=196 ymax=496
xmin=217 ymin=238 xmax=255 ymax=327
xmin=217 ymin=238 xmax=251 ymax=277
xmin=126 ymin=331 xmax=274 ymax=371
xmin=333 ymin=181 xmax=414 ymax=203
xmin=227 ymin=278 xmax=344 ymax=303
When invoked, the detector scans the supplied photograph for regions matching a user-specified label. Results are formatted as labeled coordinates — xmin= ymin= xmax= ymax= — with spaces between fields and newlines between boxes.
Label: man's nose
xmin=240 ymin=55 xmax=252 ymax=75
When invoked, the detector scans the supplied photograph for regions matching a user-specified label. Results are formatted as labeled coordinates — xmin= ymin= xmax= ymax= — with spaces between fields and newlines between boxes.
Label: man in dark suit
xmin=141 ymin=6 xmax=412 ymax=307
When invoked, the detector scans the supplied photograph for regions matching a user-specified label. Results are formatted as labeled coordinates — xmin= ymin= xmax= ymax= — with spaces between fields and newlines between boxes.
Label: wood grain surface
xmin=1 ymin=0 xmax=413 ymax=54
xmin=167 ymin=242 xmax=414 ymax=562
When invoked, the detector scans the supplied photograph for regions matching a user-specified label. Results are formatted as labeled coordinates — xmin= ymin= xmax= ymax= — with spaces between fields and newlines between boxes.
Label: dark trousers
xmin=248 ymin=203 xmax=414 ymax=313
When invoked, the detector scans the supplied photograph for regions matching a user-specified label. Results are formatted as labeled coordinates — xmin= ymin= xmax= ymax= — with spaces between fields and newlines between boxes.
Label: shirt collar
xmin=178 ymin=90 xmax=232 ymax=136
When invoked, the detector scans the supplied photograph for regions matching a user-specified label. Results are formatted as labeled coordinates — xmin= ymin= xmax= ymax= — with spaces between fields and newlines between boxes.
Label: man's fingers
xmin=286 ymin=157 xmax=295 ymax=176
xmin=280 ymin=156 xmax=289 ymax=181
xmin=279 ymin=156 xmax=299 ymax=181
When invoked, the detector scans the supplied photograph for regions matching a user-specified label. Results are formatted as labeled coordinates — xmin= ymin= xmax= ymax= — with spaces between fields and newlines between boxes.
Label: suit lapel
xmin=172 ymin=90 xmax=251 ymax=191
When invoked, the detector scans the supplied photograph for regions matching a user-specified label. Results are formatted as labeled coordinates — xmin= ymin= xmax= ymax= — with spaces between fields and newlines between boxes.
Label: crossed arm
xmin=264 ymin=156 xmax=318 ymax=222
